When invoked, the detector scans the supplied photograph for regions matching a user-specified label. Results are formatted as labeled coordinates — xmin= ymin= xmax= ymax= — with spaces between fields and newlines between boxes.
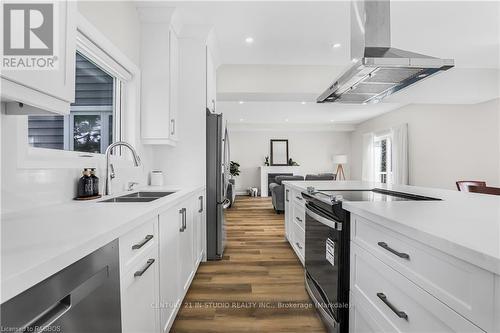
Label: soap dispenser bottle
xmin=77 ymin=169 xmax=92 ymax=198
xmin=89 ymin=168 xmax=99 ymax=196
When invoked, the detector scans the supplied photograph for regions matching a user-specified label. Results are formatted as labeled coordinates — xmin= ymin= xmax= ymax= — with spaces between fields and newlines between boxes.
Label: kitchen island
xmin=283 ymin=180 xmax=500 ymax=333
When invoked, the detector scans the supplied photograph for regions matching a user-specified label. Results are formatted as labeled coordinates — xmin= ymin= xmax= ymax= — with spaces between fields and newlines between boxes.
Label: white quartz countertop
xmin=1 ymin=185 xmax=204 ymax=304
xmin=283 ymin=181 xmax=500 ymax=275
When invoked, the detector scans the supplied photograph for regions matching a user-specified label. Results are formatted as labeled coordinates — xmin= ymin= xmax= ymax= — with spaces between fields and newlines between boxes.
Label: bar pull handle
xmin=134 ymin=259 xmax=155 ymax=277
xmin=285 ymin=189 xmax=289 ymax=202
xmin=132 ymin=235 xmax=153 ymax=250
xmin=296 ymin=217 xmax=303 ymax=222
xmin=171 ymin=119 xmax=176 ymax=136
xmin=179 ymin=208 xmax=185 ymax=232
xmin=182 ymin=208 xmax=187 ymax=230
xmin=377 ymin=293 xmax=408 ymax=320
xmin=23 ymin=295 xmax=71 ymax=333
xmin=295 ymin=242 xmax=303 ymax=250
xmin=296 ymin=196 xmax=303 ymax=201
xmin=199 ymin=196 xmax=204 ymax=212
xmin=377 ymin=242 xmax=410 ymax=259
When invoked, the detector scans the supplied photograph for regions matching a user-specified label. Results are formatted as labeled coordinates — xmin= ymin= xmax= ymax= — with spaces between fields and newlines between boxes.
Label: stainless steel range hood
xmin=318 ymin=0 xmax=454 ymax=104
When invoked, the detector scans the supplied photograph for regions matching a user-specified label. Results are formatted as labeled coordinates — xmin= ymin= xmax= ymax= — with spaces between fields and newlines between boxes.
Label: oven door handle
xmin=306 ymin=207 xmax=342 ymax=231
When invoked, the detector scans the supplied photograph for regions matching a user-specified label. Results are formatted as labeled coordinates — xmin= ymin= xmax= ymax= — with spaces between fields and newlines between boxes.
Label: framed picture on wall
xmin=270 ymin=139 xmax=289 ymax=166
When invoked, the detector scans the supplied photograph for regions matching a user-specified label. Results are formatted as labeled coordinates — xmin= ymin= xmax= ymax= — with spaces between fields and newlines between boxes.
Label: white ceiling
xmin=152 ymin=1 xmax=500 ymax=127
xmin=163 ymin=1 xmax=499 ymax=67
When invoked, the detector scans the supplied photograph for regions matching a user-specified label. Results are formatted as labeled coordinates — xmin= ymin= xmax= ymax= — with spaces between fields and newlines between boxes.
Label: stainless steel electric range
xmin=301 ymin=188 xmax=440 ymax=333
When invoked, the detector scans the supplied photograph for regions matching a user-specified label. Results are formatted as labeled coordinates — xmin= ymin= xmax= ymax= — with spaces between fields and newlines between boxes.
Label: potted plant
xmin=230 ymin=161 xmax=240 ymax=185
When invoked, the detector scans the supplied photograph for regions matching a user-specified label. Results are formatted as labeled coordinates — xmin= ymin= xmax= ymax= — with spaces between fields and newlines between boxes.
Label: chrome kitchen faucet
xmin=104 ymin=141 xmax=142 ymax=195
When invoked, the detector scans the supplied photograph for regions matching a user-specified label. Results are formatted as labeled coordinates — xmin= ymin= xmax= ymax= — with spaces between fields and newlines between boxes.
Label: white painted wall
xmin=350 ymin=99 xmax=500 ymax=190
xmin=1 ymin=2 xmax=150 ymax=214
xmin=228 ymin=129 xmax=351 ymax=194
xmin=77 ymin=1 xmax=142 ymax=67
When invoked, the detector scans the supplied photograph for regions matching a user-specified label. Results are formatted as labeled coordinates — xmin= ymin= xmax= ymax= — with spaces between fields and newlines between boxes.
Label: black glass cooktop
xmin=311 ymin=189 xmax=441 ymax=203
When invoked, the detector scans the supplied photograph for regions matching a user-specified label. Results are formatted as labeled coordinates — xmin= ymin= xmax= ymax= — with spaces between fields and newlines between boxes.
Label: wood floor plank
xmin=170 ymin=196 xmax=326 ymax=333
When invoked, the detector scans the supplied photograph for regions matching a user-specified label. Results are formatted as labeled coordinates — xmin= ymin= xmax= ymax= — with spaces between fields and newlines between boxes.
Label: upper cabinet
xmin=139 ymin=8 xmax=180 ymax=146
xmin=1 ymin=1 xmax=76 ymax=115
xmin=206 ymin=46 xmax=217 ymax=113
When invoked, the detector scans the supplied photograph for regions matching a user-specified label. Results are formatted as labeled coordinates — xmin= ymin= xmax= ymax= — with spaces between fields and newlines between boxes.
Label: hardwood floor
xmin=171 ymin=196 xmax=326 ymax=333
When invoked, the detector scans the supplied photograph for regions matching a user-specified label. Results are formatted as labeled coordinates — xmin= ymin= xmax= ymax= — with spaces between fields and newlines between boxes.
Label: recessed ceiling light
xmin=301 ymin=101 xmax=307 ymax=105
xmin=239 ymin=101 xmax=244 ymax=104
xmin=245 ymin=37 xmax=254 ymax=44
xmin=285 ymin=119 xmax=289 ymax=122
xmin=332 ymin=43 xmax=341 ymax=48
xmin=239 ymin=118 xmax=245 ymax=122
xmin=330 ymin=119 xmax=335 ymax=122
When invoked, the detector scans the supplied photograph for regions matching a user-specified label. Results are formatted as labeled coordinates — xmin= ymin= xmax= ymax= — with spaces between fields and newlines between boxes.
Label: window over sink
xmin=27 ymin=51 xmax=122 ymax=154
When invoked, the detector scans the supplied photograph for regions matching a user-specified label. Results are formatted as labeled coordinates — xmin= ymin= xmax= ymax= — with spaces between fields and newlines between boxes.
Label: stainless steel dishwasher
xmin=1 ymin=239 xmax=121 ymax=332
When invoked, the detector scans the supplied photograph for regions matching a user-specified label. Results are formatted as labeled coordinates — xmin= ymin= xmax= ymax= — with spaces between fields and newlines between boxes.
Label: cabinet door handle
xmin=296 ymin=196 xmax=303 ymax=201
xmin=285 ymin=190 xmax=289 ymax=202
xmin=199 ymin=196 xmax=203 ymax=212
xmin=376 ymin=293 xmax=408 ymax=320
xmin=295 ymin=242 xmax=303 ymax=250
xmin=179 ymin=208 xmax=185 ymax=232
xmin=171 ymin=119 xmax=176 ymax=136
xmin=134 ymin=259 xmax=155 ymax=277
xmin=182 ymin=208 xmax=187 ymax=230
xmin=212 ymin=99 xmax=215 ymax=111
xmin=377 ymin=242 xmax=410 ymax=259
xmin=131 ymin=235 xmax=153 ymax=250
xmin=296 ymin=217 xmax=303 ymax=222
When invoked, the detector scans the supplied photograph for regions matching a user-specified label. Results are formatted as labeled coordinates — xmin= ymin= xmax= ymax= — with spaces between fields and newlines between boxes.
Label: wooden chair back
xmin=456 ymin=181 xmax=486 ymax=192
xmin=468 ymin=186 xmax=500 ymax=196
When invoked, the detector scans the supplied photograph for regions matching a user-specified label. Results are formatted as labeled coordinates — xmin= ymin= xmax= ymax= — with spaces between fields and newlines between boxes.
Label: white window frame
xmin=373 ymin=132 xmax=393 ymax=184
xmin=17 ymin=14 xmax=140 ymax=169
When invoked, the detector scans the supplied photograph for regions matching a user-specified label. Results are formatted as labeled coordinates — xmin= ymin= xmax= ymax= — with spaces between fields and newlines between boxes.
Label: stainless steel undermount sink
xmin=99 ymin=191 xmax=175 ymax=203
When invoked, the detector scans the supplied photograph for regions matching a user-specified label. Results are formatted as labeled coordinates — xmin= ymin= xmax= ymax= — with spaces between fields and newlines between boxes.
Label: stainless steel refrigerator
xmin=206 ymin=109 xmax=230 ymax=260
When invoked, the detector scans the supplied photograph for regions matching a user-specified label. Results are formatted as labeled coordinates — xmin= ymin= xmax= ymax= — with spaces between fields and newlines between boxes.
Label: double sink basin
xmin=99 ymin=191 xmax=175 ymax=203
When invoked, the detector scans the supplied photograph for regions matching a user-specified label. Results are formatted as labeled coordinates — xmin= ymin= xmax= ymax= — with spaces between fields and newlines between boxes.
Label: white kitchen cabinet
xmin=193 ymin=191 xmax=206 ymax=264
xmin=121 ymin=243 xmax=159 ymax=333
xmin=158 ymin=191 xmax=204 ymax=332
xmin=206 ymin=46 xmax=217 ymax=112
xmin=284 ymin=185 xmax=306 ymax=266
xmin=350 ymin=242 xmax=483 ymax=333
xmin=139 ymin=8 xmax=180 ymax=145
xmin=179 ymin=201 xmax=195 ymax=294
xmin=284 ymin=186 xmax=292 ymax=240
xmin=158 ymin=205 xmax=181 ymax=333
xmin=169 ymin=29 xmax=180 ymax=141
xmin=1 ymin=1 xmax=76 ymax=115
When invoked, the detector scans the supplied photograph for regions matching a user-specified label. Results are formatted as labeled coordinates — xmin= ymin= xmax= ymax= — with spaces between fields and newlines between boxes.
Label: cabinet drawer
xmin=292 ymin=221 xmax=305 ymax=263
xmin=293 ymin=190 xmax=305 ymax=208
xmin=120 ymin=218 xmax=158 ymax=273
xmin=349 ymin=291 xmax=396 ymax=333
xmin=352 ymin=215 xmax=494 ymax=331
xmin=121 ymin=247 xmax=158 ymax=333
xmin=293 ymin=204 xmax=305 ymax=230
xmin=351 ymin=242 xmax=482 ymax=333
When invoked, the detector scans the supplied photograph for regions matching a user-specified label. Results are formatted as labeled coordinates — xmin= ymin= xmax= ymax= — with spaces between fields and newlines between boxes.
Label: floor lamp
xmin=333 ymin=155 xmax=347 ymax=180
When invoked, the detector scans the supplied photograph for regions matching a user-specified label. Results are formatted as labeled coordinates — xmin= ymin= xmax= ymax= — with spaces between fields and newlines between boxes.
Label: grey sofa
xmin=269 ymin=175 xmax=305 ymax=213
xmin=305 ymin=173 xmax=336 ymax=181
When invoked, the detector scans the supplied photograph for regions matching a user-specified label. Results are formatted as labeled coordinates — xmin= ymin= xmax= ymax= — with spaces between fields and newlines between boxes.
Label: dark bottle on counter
xmin=77 ymin=169 xmax=93 ymax=198
xmin=89 ymin=168 xmax=99 ymax=196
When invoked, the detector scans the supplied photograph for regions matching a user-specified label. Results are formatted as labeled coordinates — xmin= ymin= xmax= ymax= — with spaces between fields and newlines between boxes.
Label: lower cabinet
xmin=158 ymin=191 xmax=206 ymax=332
xmin=120 ymin=189 xmax=206 ymax=333
xmin=284 ymin=185 xmax=305 ymax=266
xmin=121 ymin=235 xmax=159 ymax=333
xmin=159 ymin=205 xmax=181 ymax=332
